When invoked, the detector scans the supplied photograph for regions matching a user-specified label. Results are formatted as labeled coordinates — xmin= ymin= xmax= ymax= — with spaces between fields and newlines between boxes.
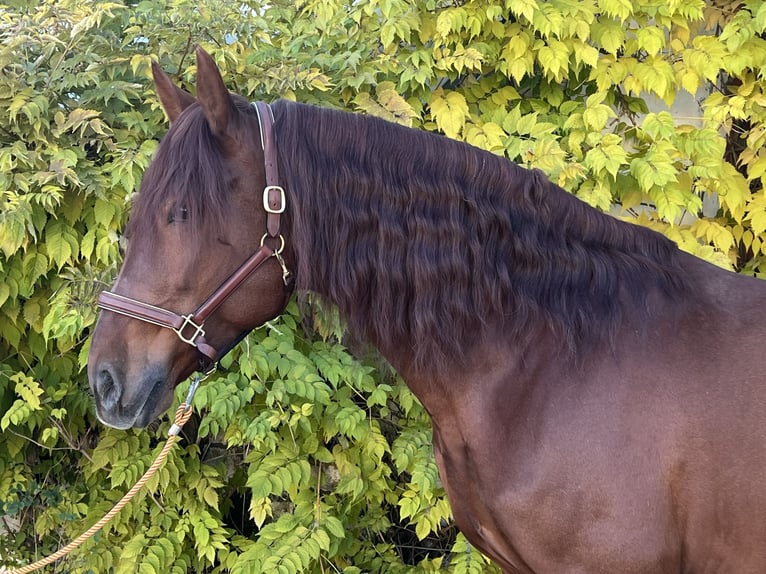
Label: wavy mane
xmin=271 ymin=100 xmax=690 ymax=372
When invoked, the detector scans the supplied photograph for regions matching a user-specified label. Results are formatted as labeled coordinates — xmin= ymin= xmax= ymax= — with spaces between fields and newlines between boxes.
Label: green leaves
xmin=1 ymin=374 xmax=44 ymax=431
xmin=45 ymin=220 xmax=80 ymax=269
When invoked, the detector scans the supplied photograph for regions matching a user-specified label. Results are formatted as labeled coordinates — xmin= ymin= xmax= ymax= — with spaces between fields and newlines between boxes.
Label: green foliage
xmin=2 ymin=0 xmax=766 ymax=571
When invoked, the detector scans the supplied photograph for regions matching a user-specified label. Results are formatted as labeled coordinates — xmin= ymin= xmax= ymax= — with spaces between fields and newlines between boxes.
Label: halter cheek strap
xmin=255 ymin=101 xmax=286 ymax=239
xmin=96 ymin=101 xmax=290 ymax=371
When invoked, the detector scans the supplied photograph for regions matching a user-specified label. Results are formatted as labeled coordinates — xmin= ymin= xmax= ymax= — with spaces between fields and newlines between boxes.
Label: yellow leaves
xmin=641 ymin=112 xmax=676 ymax=140
xmin=500 ymin=32 xmax=535 ymax=82
xmin=435 ymin=7 xmax=465 ymax=39
xmin=434 ymin=5 xmax=485 ymax=41
xmin=636 ymin=26 xmax=666 ymax=57
xmin=561 ymin=94 xmax=620 ymax=168
xmin=691 ymin=219 xmax=735 ymax=255
xmin=576 ymin=179 xmax=613 ymax=211
xmin=680 ymin=35 xmax=727 ymax=91
xmin=735 ymin=186 xmax=766 ymax=261
xmin=429 ymin=89 xmax=469 ymax=139
xmin=380 ymin=11 xmax=421 ymax=49
xmin=582 ymin=91 xmax=617 ymax=132
xmin=354 ymin=82 xmax=417 ymax=127
xmin=591 ymin=55 xmax=629 ymax=91
xmin=270 ymin=66 xmax=333 ymax=93
xmin=465 ymin=121 xmax=506 ymax=153
xmin=571 ymin=39 xmax=600 ymax=68
xmin=584 ymin=134 xmax=627 ymax=179
xmin=530 ymin=137 xmax=568 ymax=175
xmin=507 ymin=0 xmax=539 ymax=23
xmin=719 ymin=7 xmax=758 ymax=52
xmin=8 ymin=89 xmax=49 ymax=137
xmin=748 ymin=155 xmax=766 ymax=190
xmin=434 ymin=45 xmax=484 ymax=74
xmin=624 ymin=57 xmax=677 ymax=103
xmin=69 ymin=3 xmax=125 ymax=37
xmin=591 ymin=17 xmax=625 ymax=55
xmin=597 ymin=0 xmax=634 ymax=22
xmin=531 ymin=3 xmax=564 ymax=38
xmin=53 ymin=108 xmax=111 ymax=139
xmin=628 ymin=140 xmax=697 ymax=224
xmin=0 ymin=283 xmax=10 ymax=310
xmin=0 ymin=197 xmax=32 ymax=257
xmin=731 ymin=221 xmax=766 ymax=262
xmin=302 ymin=0 xmax=344 ymax=32
xmin=488 ymin=85 xmax=521 ymax=110
xmin=678 ymin=68 xmax=701 ymax=96
xmin=712 ymin=163 xmax=749 ymax=222
xmin=129 ymin=54 xmax=154 ymax=78
xmin=745 ymin=194 xmax=766 ymax=235
xmin=503 ymin=107 xmax=538 ymax=136
xmin=401 ymin=48 xmax=434 ymax=88
xmin=536 ymin=39 xmax=570 ymax=82
xmin=630 ymin=143 xmax=678 ymax=192
xmin=503 ymin=27 xmax=532 ymax=59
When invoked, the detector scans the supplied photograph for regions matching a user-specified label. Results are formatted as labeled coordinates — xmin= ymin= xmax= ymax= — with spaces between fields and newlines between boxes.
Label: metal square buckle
xmin=173 ymin=314 xmax=206 ymax=347
xmin=263 ymin=185 xmax=286 ymax=214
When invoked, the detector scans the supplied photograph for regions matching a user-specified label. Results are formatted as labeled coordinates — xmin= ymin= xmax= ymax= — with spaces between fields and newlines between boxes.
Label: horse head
xmin=87 ymin=48 xmax=290 ymax=429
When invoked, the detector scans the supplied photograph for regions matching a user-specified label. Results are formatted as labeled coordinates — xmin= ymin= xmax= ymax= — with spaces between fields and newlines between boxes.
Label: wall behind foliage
xmin=1 ymin=0 xmax=765 ymax=572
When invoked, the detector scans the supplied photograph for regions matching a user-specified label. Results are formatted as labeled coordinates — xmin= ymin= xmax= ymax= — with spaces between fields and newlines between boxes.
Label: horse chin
xmin=130 ymin=381 xmax=174 ymax=428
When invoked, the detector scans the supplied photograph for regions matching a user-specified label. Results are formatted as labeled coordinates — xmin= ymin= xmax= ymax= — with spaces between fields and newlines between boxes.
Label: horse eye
xmin=167 ymin=206 xmax=189 ymax=224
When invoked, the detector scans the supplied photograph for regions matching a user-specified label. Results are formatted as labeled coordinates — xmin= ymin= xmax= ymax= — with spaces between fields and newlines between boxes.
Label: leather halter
xmin=96 ymin=101 xmax=290 ymax=371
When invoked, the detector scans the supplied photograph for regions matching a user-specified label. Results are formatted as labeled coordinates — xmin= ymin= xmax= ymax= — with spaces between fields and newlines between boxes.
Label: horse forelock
xmin=125 ymin=98 xmax=255 ymax=244
xmin=271 ymin=100 xmax=690 ymax=373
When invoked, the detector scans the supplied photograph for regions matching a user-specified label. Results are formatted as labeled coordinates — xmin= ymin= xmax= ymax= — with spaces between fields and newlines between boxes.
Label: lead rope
xmin=7 ymin=376 xmax=202 ymax=574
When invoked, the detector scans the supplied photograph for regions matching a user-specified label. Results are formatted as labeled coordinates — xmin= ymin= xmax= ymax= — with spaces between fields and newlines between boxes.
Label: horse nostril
xmin=96 ymin=368 xmax=122 ymax=411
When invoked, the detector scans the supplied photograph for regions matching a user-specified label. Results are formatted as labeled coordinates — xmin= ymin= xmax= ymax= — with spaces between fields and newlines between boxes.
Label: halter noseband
xmin=96 ymin=101 xmax=290 ymax=371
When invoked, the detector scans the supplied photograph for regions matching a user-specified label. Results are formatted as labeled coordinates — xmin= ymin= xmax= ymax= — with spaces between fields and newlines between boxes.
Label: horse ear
xmin=194 ymin=46 xmax=237 ymax=139
xmin=151 ymin=62 xmax=196 ymax=123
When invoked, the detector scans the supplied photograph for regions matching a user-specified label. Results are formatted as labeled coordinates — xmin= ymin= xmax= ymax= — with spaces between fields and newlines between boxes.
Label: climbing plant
xmin=1 ymin=0 xmax=765 ymax=572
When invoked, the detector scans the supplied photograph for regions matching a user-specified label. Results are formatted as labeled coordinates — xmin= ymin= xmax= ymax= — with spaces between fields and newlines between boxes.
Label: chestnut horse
xmin=88 ymin=48 xmax=766 ymax=573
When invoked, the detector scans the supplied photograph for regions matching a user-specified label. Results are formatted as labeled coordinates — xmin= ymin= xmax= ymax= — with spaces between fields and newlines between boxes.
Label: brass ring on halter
xmin=260 ymin=233 xmax=286 ymax=255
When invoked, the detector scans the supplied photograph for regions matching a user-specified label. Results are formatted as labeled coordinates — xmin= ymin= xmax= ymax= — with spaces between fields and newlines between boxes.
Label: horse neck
xmin=274 ymin=100 xmax=689 ymax=380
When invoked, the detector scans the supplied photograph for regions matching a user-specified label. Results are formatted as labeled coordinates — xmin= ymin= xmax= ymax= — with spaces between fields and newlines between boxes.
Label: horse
xmin=87 ymin=47 xmax=766 ymax=573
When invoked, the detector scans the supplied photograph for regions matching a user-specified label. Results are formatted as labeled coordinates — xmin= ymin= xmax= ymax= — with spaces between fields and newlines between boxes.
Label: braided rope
xmin=7 ymin=394 xmax=196 ymax=574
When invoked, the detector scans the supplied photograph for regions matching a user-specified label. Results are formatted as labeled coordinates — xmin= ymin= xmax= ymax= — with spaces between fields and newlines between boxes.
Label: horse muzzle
xmin=90 ymin=361 xmax=175 ymax=429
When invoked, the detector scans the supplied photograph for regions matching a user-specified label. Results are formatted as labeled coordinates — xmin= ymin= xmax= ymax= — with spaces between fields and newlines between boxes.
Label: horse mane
xmin=271 ymin=100 xmax=691 ymax=372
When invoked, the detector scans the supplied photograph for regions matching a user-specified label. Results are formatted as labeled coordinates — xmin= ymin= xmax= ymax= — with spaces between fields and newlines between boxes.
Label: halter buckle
xmin=173 ymin=314 xmax=206 ymax=346
xmin=263 ymin=185 xmax=286 ymax=214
